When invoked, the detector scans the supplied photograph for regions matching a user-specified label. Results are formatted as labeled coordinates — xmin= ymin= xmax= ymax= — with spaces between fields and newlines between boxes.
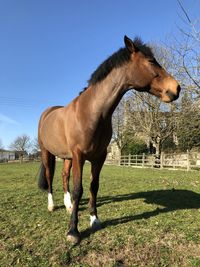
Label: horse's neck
xmin=82 ymin=67 xmax=128 ymax=118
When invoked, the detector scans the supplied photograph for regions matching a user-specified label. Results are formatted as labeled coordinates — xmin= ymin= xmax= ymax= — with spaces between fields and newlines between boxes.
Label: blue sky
xmin=0 ymin=0 xmax=199 ymax=149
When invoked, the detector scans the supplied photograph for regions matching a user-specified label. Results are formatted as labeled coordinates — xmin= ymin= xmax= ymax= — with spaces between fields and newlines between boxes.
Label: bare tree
xmin=32 ymin=137 xmax=40 ymax=154
xmin=128 ymin=92 xmax=177 ymax=155
xmin=176 ymin=92 xmax=200 ymax=151
xmin=112 ymin=42 xmax=180 ymax=156
xmin=112 ymin=98 xmax=130 ymax=155
xmin=164 ymin=1 xmax=200 ymax=151
xmin=169 ymin=0 xmax=200 ymax=95
xmin=121 ymin=43 xmax=180 ymax=155
xmin=10 ymin=134 xmax=31 ymax=154
xmin=112 ymin=16 xmax=199 ymax=156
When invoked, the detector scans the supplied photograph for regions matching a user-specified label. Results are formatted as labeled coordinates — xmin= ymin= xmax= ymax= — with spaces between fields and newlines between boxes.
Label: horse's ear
xmin=124 ymin=35 xmax=138 ymax=53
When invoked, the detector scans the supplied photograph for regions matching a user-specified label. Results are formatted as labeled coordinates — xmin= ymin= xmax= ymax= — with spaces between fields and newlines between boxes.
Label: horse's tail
xmin=38 ymin=156 xmax=55 ymax=191
xmin=38 ymin=163 xmax=48 ymax=190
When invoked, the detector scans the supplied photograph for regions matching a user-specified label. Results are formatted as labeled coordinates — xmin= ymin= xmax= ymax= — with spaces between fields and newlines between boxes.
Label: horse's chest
xmin=85 ymin=122 xmax=112 ymax=155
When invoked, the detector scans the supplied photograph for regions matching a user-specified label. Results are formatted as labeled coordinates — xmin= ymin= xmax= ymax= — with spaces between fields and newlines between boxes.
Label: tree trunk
xmin=155 ymin=142 xmax=161 ymax=156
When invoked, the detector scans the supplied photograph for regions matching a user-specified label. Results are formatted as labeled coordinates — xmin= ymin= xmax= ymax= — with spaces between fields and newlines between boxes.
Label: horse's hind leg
xmin=62 ymin=159 xmax=73 ymax=213
xmin=41 ymin=148 xmax=55 ymax=212
xmin=89 ymin=151 xmax=107 ymax=229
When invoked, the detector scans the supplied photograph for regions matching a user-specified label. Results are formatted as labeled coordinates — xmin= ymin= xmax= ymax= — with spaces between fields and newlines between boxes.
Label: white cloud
xmin=0 ymin=113 xmax=20 ymax=126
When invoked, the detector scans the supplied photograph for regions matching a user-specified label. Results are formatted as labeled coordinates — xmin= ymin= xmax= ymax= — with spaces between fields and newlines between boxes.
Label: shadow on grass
xmin=81 ymin=189 xmax=200 ymax=239
xmin=54 ymin=204 xmax=86 ymax=212
xmin=54 ymin=205 xmax=65 ymax=211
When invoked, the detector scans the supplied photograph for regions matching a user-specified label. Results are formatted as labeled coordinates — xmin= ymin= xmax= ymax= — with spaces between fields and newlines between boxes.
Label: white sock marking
xmin=64 ymin=192 xmax=73 ymax=211
xmin=90 ymin=215 xmax=101 ymax=227
xmin=48 ymin=193 xmax=54 ymax=211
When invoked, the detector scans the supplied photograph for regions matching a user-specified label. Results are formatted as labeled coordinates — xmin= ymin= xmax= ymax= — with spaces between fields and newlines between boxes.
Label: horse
xmin=38 ymin=35 xmax=181 ymax=244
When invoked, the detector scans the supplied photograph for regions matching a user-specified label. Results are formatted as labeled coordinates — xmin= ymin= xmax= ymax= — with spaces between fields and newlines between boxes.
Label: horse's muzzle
xmin=166 ymin=85 xmax=181 ymax=102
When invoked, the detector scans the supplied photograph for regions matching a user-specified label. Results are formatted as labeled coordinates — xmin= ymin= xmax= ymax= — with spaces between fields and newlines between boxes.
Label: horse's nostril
xmin=166 ymin=89 xmax=177 ymax=101
xmin=177 ymin=85 xmax=181 ymax=94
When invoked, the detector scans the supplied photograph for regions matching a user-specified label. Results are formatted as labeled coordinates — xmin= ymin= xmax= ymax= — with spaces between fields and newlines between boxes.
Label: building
xmin=0 ymin=150 xmax=15 ymax=162
xmin=106 ymin=141 xmax=121 ymax=164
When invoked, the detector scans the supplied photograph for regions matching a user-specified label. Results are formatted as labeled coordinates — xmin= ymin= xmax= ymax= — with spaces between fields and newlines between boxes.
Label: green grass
xmin=0 ymin=162 xmax=200 ymax=266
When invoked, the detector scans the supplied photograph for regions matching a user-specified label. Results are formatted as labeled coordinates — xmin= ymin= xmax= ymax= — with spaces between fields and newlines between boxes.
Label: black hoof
xmin=91 ymin=220 xmax=102 ymax=231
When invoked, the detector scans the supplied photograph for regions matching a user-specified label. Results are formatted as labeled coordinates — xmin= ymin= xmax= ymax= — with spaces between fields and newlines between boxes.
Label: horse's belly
xmin=43 ymin=138 xmax=72 ymax=159
xmin=57 ymin=152 xmax=72 ymax=159
xmin=41 ymin=123 xmax=72 ymax=159
xmin=42 ymin=130 xmax=71 ymax=157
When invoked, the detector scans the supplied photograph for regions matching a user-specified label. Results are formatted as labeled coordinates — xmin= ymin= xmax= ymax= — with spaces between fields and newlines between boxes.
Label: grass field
xmin=0 ymin=162 xmax=200 ymax=266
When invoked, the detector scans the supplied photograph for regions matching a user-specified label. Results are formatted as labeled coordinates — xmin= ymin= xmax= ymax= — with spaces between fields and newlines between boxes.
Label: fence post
xmin=118 ymin=155 xmax=121 ymax=166
xmin=142 ymin=153 xmax=145 ymax=168
xmin=160 ymin=152 xmax=164 ymax=169
xmin=152 ymin=155 xmax=154 ymax=168
xmin=128 ymin=154 xmax=131 ymax=166
xmin=187 ymin=150 xmax=190 ymax=171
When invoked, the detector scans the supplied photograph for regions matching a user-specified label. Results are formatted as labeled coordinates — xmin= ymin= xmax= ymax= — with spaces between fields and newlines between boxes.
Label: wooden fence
xmin=105 ymin=152 xmax=200 ymax=171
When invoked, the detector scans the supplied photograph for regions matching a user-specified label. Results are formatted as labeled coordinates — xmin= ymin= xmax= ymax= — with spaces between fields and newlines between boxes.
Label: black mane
xmin=133 ymin=37 xmax=154 ymax=58
xmin=88 ymin=47 xmax=131 ymax=86
xmin=79 ymin=37 xmax=154 ymax=94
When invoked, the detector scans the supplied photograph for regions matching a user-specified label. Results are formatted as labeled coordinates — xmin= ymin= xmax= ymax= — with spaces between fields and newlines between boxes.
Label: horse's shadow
xmin=81 ymin=189 xmax=200 ymax=239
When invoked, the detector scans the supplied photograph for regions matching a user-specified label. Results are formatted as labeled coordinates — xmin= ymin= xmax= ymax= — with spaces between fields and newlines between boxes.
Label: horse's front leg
xmin=67 ymin=149 xmax=84 ymax=244
xmin=89 ymin=151 xmax=107 ymax=230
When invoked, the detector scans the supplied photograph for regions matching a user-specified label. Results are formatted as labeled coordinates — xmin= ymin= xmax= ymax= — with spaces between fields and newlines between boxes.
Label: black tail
xmin=38 ymin=153 xmax=55 ymax=191
xmin=38 ymin=163 xmax=48 ymax=190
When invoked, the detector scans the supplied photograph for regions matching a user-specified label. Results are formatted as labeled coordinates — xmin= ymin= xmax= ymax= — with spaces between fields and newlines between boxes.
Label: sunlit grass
xmin=0 ymin=162 xmax=200 ymax=266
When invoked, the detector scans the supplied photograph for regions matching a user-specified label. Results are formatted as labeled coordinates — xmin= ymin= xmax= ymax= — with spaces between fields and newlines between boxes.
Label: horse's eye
xmin=149 ymin=59 xmax=156 ymax=64
xmin=149 ymin=58 xmax=162 ymax=68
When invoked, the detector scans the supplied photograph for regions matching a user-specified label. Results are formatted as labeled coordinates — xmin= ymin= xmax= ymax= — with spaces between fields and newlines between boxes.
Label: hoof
xmin=91 ymin=220 xmax=101 ymax=231
xmin=67 ymin=232 xmax=81 ymax=244
xmin=48 ymin=205 xmax=54 ymax=212
xmin=66 ymin=205 xmax=73 ymax=214
xmin=90 ymin=216 xmax=101 ymax=230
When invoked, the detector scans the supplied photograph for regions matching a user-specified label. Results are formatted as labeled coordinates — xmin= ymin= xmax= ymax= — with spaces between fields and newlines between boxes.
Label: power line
xmin=0 ymin=96 xmax=65 ymax=108
xmin=177 ymin=0 xmax=192 ymax=24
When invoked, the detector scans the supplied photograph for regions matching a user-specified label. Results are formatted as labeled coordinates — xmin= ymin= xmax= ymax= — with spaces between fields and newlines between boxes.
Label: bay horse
xmin=38 ymin=36 xmax=181 ymax=244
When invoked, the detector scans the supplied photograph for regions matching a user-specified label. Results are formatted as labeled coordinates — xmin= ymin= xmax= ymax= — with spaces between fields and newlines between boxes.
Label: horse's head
xmin=124 ymin=36 xmax=181 ymax=103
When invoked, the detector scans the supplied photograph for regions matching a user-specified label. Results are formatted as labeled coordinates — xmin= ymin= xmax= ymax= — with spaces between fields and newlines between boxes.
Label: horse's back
xmin=39 ymin=106 xmax=63 ymax=125
xmin=38 ymin=106 xmax=64 ymax=139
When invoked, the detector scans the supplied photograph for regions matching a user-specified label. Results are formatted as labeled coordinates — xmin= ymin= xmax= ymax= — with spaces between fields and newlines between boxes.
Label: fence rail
xmin=105 ymin=152 xmax=200 ymax=171
xmin=1 ymin=153 xmax=200 ymax=171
